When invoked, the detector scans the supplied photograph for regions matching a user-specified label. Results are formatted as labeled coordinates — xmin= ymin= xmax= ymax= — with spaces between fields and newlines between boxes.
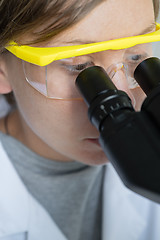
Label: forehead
xmin=46 ymin=0 xmax=154 ymax=46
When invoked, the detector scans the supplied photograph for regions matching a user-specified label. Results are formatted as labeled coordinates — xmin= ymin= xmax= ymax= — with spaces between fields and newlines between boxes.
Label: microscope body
xmin=76 ymin=58 xmax=160 ymax=203
xmin=100 ymin=94 xmax=160 ymax=203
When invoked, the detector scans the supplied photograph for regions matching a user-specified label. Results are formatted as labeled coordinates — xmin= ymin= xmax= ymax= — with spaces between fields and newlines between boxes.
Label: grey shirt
xmin=0 ymin=131 xmax=105 ymax=240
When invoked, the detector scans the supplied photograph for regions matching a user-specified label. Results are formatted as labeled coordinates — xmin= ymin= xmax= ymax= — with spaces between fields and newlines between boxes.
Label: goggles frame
xmin=5 ymin=23 xmax=160 ymax=67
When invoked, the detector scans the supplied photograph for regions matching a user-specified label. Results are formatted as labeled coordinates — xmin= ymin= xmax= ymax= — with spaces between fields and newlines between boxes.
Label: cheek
xmin=15 ymin=87 xmax=90 ymax=137
xmin=13 ymin=75 xmax=93 ymax=144
xmin=7 ymin=57 xmax=96 ymax=144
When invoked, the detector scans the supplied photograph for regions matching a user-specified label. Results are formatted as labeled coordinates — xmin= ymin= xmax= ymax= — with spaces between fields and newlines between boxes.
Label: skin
xmin=0 ymin=0 xmax=155 ymax=165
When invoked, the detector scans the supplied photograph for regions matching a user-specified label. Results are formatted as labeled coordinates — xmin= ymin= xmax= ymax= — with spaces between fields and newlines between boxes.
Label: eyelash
xmin=131 ymin=55 xmax=142 ymax=61
xmin=63 ymin=62 xmax=94 ymax=74
xmin=127 ymin=53 xmax=147 ymax=63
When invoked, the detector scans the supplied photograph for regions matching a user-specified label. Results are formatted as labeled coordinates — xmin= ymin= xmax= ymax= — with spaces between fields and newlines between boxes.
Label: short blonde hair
xmin=0 ymin=0 xmax=105 ymax=52
xmin=0 ymin=0 xmax=159 ymax=52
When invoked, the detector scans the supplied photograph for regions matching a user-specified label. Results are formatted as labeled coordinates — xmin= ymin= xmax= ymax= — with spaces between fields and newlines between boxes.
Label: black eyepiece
xmin=76 ymin=66 xmax=117 ymax=106
xmin=134 ymin=57 xmax=160 ymax=95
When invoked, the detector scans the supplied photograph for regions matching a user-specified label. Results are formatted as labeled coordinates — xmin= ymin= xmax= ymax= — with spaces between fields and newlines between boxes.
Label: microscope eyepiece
xmin=76 ymin=66 xmax=117 ymax=106
xmin=134 ymin=57 xmax=160 ymax=95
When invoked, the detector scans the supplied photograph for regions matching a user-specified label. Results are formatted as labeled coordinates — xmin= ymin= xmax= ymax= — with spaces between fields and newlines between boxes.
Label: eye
xmin=127 ymin=52 xmax=148 ymax=64
xmin=131 ymin=54 xmax=142 ymax=61
xmin=73 ymin=63 xmax=91 ymax=71
xmin=62 ymin=61 xmax=94 ymax=74
xmin=127 ymin=54 xmax=145 ymax=63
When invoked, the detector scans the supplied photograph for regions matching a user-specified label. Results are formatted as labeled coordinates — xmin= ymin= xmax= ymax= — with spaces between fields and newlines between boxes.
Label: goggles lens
xmin=23 ymin=43 xmax=152 ymax=99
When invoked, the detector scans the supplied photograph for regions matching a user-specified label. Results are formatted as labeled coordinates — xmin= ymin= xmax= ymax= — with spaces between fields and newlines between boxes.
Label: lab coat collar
xmin=102 ymin=163 xmax=147 ymax=240
xmin=0 ymin=142 xmax=67 ymax=240
xmin=0 ymin=141 xmax=147 ymax=240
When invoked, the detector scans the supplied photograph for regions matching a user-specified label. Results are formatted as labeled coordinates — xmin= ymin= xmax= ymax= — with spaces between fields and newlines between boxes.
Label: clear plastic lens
xmin=123 ymin=43 xmax=152 ymax=90
xmin=23 ymin=42 xmax=153 ymax=99
xmin=46 ymin=60 xmax=81 ymax=99
xmin=23 ymin=59 xmax=82 ymax=99
xmin=23 ymin=61 xmax=48 ymax=96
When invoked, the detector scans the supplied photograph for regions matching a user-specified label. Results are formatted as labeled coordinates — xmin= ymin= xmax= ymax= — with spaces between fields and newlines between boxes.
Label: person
xmin=0 ymin=0 xmax=160 ymax=239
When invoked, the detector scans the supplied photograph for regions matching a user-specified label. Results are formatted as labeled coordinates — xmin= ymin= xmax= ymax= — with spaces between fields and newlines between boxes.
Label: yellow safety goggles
xmin=5 ymin=23 xmax=160 ymax=67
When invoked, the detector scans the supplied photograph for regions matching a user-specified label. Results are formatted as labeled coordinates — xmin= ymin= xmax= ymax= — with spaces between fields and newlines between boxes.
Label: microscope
xmin=76 ymin=57 xmax=160 ymax=204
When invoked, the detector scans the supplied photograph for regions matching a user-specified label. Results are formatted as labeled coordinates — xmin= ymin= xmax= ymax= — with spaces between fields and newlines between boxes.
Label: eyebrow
xmin=63 ymin=22 xmax=156 ymax=45
xmin=139 ymin=22 xmax=156 ymax=34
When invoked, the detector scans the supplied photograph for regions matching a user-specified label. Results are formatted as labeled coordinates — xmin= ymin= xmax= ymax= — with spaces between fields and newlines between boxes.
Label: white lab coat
xmin=0 ymin=141 xmax=160 ymax=240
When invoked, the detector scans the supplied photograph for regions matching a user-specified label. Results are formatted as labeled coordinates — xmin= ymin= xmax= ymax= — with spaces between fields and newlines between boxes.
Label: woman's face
xmin=4 ymin=0 xmax=155 ymax=165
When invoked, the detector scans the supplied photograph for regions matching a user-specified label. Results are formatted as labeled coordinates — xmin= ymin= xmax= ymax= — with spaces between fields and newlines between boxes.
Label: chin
xmin=77 ymin=150 xmax=109 ymax=166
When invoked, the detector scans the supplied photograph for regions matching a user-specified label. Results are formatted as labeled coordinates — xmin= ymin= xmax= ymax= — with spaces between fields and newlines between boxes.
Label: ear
xmin=0 ymin=56 xmax=12 ymax=94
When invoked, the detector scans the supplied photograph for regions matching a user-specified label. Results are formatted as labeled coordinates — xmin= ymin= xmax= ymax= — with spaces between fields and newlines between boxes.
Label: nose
xmin=106 ymin=63 xmax=137 ymax=107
